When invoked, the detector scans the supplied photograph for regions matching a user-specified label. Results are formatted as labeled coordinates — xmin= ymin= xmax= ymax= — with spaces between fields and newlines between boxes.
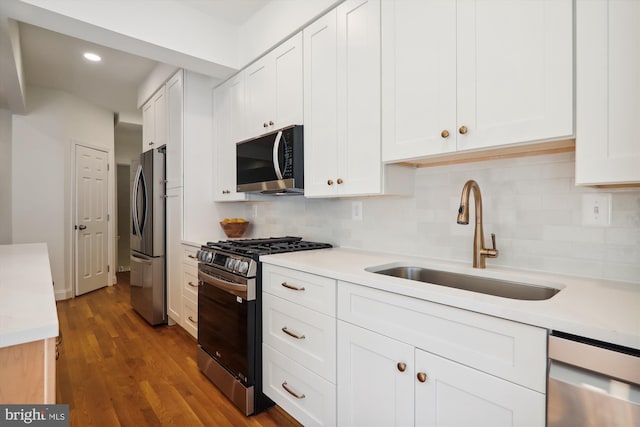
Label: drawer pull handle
xmin=188 ymin=316 xmax=197 ymax=324
xmin=281 ymin=282 xmax=305 ymax=291
xmin=188 ymin=281 xmax=199 ymax=288
xmin=282 ymin=381 xmax=305 ymax=399
xmin=188 ymin=255 xmax=197 ymax=259
xmin=282 ymin=327 xmax=305 ymax=340
xmin=397 ymin=362 xmax=407 ymax=372
xmin=417 ymin=372 xmax=428 ymax=383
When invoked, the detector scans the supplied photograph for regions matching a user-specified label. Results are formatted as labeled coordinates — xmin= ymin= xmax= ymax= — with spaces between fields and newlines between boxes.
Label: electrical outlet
xmin=581 ymin=194 xmax=611 ymax=226
xmin=352 ymin=201 xmax=363 ymax=221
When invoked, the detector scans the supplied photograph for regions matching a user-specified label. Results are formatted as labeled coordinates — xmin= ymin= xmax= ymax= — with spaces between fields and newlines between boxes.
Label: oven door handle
xmin=199 ymin=269 xmax=250 ymax=300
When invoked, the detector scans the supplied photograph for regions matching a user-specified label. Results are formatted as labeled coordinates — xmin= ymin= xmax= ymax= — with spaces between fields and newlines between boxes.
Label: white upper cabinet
xmin=244 ymin=32 xmax=303 ymax=139
xmin=213 ymin=74 xmax=247 ymax=202
xmin=165 ymin=70 xmax=183 ymax=188
xmin=305 ymin=0 xmax=392 ymax=197
xmin=142 ymin=87 xmax=166 ymax=153
xmin=575 ymin=0 xmax=640 ymax=185
xmin=382 ymin=0 xmax=574 ymax=163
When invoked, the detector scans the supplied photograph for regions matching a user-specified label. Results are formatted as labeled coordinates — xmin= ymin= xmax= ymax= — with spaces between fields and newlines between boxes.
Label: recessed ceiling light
xmin=83 ymin=52 xmax=102 ymax=62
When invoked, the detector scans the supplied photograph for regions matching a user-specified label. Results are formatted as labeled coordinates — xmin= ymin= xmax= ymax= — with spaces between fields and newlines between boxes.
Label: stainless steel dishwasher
xmin=547 ymin=332 xmax=640 ymax=427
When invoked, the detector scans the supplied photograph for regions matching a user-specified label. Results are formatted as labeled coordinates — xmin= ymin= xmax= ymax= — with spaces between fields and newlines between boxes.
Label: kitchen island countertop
xmin=0 ymin=243 xmax=59 ymax=348
xmin=261 ymin=247 xmax=640 ymax=351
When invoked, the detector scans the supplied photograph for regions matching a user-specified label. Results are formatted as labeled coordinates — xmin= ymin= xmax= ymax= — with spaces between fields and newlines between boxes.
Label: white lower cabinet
xmin=261 ymin=264 xmax=547 ymax=427
xmin=181 ymin=244 xmax=199 ymax=338
xmin=263 ymin=345 xmax=336 ymax=427
xmin=337 ymin=321 xmax=414 ymax=427
xmin=262 ymin=264 xmax=337 ymax=427
xmin=414 ymin=347 xmax=545 ymax=427
xmin=336 ymin=281 xmax=546 ymax=427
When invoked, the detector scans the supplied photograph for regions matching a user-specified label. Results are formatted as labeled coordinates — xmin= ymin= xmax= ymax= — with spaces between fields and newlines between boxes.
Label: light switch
xmin=352 ymin=201 xmax=363 ymax=221
xmin=581 ymin=194 xmax=611 ymax=226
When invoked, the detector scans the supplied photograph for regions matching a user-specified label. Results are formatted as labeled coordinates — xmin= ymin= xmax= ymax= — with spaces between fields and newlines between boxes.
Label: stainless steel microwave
xmin=236 ymin=125 xmax=304 ymax=194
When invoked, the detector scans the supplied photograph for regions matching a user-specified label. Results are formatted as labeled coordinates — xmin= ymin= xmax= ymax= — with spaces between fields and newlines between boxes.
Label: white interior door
xmin=75 ymin=145 xmax=109 ymax=296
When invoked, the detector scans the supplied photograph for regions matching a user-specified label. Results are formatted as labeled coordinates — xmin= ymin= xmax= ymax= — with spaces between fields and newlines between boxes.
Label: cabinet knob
xmin=417 ymin=372 xmax=428 ymax=383
xmin=397 ymin=362 xmax=407 ymax=372
xmin=441 ymin=129 xmax=450 ymax=138
xmin=459 ymin=126 xmax=468 ymax=135
xmin=149 ymin=142 xmax=155 ymax=146
xmin=327 ymin=179 xmax=334 ymax=186
xmin=269 ymin=120 xmax=274 ymax=126
xmin=337 ymin=178 xmax=343 ymax=185
xmin=263 ymin=122 xmax=269 ymax=128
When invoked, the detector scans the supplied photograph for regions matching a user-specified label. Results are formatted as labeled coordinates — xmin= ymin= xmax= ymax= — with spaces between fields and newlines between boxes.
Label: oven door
xmin=198 ymin=265 xmax=255 ymax=385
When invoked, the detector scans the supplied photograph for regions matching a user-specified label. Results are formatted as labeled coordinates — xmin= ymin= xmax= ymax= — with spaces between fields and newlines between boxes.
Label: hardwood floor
xmin=55 ymin=272 xmax=302 ymax=427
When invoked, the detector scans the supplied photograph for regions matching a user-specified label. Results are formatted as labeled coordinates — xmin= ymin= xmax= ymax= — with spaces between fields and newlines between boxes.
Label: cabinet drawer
xmin=262 ymin=264 xmax=336 ymax=315
xmin=182 ymin=245 xmax=199 ymax=265
xmin=183 ymin=264 xmax=198 ymax=302
xmin=183 ymin=298 xmax=198 ymax=339
xmin=263 ymin=344 xmax=336 ymax=427
xmin=337 ymin=281 xmax=547 ymax=392
xmin=263 ymin=293 xmax=336 ymax=382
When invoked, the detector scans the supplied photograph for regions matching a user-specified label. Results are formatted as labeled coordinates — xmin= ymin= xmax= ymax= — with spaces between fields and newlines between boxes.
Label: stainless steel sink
xmin=366 ymin=265 xmax=560 ymax=301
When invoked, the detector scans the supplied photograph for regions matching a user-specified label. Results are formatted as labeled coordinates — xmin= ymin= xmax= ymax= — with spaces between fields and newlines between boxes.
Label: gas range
xmin=195 ymin=236 xmax=332 ymax=416
xmin=196 ymin=236 xmax=332 ymax=278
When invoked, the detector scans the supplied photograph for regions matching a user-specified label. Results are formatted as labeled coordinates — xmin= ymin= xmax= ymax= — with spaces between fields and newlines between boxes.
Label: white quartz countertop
xmin=0 ymin=243 xmax=59 ymax=348
xmin=261 ymin=248 xmax=640 ymax=351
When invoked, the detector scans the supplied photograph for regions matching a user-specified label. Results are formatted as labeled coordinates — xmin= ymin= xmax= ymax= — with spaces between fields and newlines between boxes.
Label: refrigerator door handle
xmin=131 ymin=253 xmax=152 ymax=265
xmin=132 ymin=164 xmax=143 ymax=236
xmin=139 ymin=167 xmax=149 ymax=234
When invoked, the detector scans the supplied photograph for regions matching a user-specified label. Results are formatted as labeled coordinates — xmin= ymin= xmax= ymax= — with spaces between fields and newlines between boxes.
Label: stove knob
xmin=226 ymin=258 xmax=237 ymax=271
xmin=237 ymin=261 xmax=249 ymax=274
xmin=196 ymin=250 xmax=204 ymax=261
xmin=205 ymin=252 xmax=213 ymax=263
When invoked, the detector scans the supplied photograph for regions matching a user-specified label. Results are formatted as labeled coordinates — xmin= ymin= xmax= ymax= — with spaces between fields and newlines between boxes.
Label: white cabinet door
xmin=142 ymin=99 xmax=154 ymax=153
xmin=575 ymin=0 xmax=640 ymax=185
xmin=381 ymin=0 xmax=573 ymax=162
xmin=142 ymin=88 xmax=167 ymax=153
xmin=244 ymin=32 xmax=303 ymax=139
xmin=304 ymin=0 xmax=383 ymax=197
xmin=165 ymin=70 xmax=183 ymax=188
xmin=213 ymin=75 xmax=246 ymax=202
xmin=414 ymin=348 xmax=545 ymax=427
xmin=273 ymin=32 xmax=303 ymax=130
xmin=336 ymin=0 xmax=382 ymax=196
xmin=381 ymin=0 xmax=457 ymax=161
xmin=456 ymin=0 xmax=573 ymax=152
xmin=245 ymin=57 xmax=273 ymax=138
xmin=165 ymin=186 xmax=182 ymax=324
xmin=303 ymin=9 xmax=340 ymax=197
xmin=337 ymin=321 xmax=414 ymax=427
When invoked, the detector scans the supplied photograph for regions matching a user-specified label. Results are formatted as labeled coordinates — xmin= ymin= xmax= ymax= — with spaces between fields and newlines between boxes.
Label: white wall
xmin=217 ymin=153 xmax=640 ymax=284
xmin=0 ymin=109 xmax=11 ymax=243
xmin=114 ymin=122 xmax=141 ymax=166
xmin=12 ymin=86 xmax=115 ymax=299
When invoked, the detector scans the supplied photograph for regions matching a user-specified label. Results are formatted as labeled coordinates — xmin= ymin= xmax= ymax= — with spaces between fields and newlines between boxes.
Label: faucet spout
xmin=456 ymin=180 xmax=498 ymax=268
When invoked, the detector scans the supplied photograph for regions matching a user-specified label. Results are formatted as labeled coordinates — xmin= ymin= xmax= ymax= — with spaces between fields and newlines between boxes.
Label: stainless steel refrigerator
xmin=130 ymin=147 xmax=167 ymax=325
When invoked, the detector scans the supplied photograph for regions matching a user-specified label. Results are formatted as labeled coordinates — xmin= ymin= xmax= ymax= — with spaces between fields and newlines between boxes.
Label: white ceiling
xmin=7 ymin=1 xmax=269 ymax=120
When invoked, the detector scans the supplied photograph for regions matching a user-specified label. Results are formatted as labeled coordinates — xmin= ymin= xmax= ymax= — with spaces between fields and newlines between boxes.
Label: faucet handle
xmin=480 ymin=233 xmax=499 ymax=258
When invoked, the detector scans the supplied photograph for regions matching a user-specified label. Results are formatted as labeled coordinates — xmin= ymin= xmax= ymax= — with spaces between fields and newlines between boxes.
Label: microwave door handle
xmin=272 ymin=130 xmax=284 ymax=180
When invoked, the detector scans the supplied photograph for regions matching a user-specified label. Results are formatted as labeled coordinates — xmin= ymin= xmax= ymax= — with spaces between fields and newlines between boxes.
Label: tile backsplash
xmin=220 ymin=152 xmax=640 ymax=283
